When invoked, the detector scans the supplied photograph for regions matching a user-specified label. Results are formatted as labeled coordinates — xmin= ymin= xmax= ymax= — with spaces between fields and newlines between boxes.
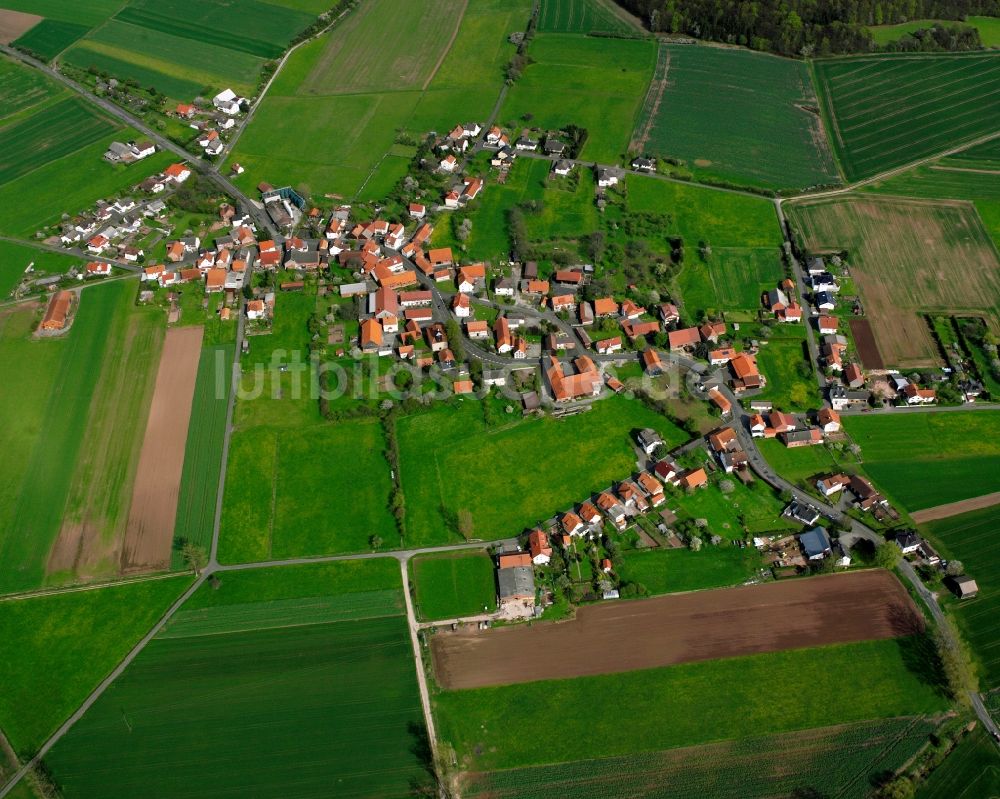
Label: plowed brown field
xmin=120 ymin=326 xmax=203 ymax=572
xmin=432 ymin=570 xmax=921 ymax=689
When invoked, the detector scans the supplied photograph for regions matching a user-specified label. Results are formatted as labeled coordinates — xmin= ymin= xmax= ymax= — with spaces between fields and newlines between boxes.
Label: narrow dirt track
xmin=120 ymin=326 xmax=203 ymax=572
xmin=432 ymin=570 xmax=922 ymax=689
xmin=911 ymin=492 xmax=1000 ymax=524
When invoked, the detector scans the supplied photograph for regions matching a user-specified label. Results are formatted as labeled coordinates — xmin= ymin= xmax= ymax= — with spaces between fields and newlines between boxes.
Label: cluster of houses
xmin=747 ymin=408 xmax=840 ymax=448
xmin=493 ymin=428 xmax=709 ymax=609
xmin=814 ymin=472 xmax=899 ymax=522
xmin=173 ymin=89 xmax=245 ymax=159
xmin=135 ymin=207 xmax=261 ymax=302
xmin=58 ymin=166 xmax=191 ymax=263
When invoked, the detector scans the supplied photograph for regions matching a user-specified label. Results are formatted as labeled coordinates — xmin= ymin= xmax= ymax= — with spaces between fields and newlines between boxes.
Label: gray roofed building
xmin=637 ymin=428 xmax=664 ymax=455
xmin=544 ymin=139 xmax=565 ymax=155
xmin=497 ymin=565 xmax=535 ymax=603
xmin=785 ymin=499 xmax=820 ymax=526
xmin=800 ymin=526 xmax=832 ymax=560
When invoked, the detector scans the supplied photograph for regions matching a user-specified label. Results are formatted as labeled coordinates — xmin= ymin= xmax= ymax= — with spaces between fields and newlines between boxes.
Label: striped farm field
xmin=921 ymin=506 xmax=1000 ymax=689
xmin=12 ymin=18 xmax=89 ymax=60
xmin=43 ymin=560 xmax=431 ymax=798
xmin=813 ymin=52 xmax=1000 ymax=181
xmin=171 ymin=343 xmax=234 ymax=566
xmin=635 ymin=45 xmax=839 ymax=190
xmin=0 ymin=97 xmax=116 ymax=186
xmin=461 ymin=716 xmax=938 ymax=799
xmin=536 ymin=0 xmax=642 ymax=34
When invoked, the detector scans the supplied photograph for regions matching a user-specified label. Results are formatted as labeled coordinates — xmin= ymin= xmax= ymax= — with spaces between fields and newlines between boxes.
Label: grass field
xmin=787 ymin=195 xmax=1000 ymax=368
xmin=397 ymin=395 xmax=688 ymax=547
xmin=435 ymin=636 xmax=949 ymax=771
xmin=44 ymin=560 xmax=431 ymax=798
xmin=677 ymin=247 xmax=784 ymax=313
xmin=917 ymin=725 xmax=1000 ymax=798
xmin=921 ymin=506 xmax=1000 ymax=689
xmin=672 ymin=477 xmax=797 ymax=538
xmin=0 ymin=97 xmax=116 ymax=186
xmin=536 ymin=0 xmax=642 ymax=34
xmin=867 ymin=19 xmax=951 ymax=45
xmin=618 ymin=545 xmax=762 ymax=595
xmin=412 ymin=550 xmax=497 ymax=620
xmin=461 ymin=715 xmax=938 ymax=799
xmin=0 ymin=281 xmax=146 ymax=594
xmin=812 ymin=52 xmax=1000 ymax=181
xmin=172 ymin=343 xmax=234 ymax=566
xmin=843 ymin=412 xmax=1000 ymax=512
xmin=752 ymin=326 xmax=823 ymax=412
xmin=218 ymin=416 xmax=397 ymax=563
xmin=230 ymin=0 xmax=530 ymax=199
xmin=500 ymin=33 xmax=656 ymax=163
xmin=0 ymin=241 xmax=80 ymax=300
xmin=635 ymin=45 xmax=839 ymax=190
xmin=525 ymin=167 xmax=599 ymax=242
xmin=0 ymin=574 xmax=190 ymax=756
xmin=626 ymin=174 xmax=782 ymax=248
xmin=0 ymin=0 xmax=120 ymax=26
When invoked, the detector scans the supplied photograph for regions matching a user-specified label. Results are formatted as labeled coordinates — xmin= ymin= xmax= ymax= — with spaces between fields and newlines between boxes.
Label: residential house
xmin=528 ymin=529 xmax=552 ymax=565
xmin=642 ymin=348 xmax=662 ymax=375
xmin=679 ymin=468 xmax=708 ymax=490
xmin=816 ymin=316 xmax=838 ymax=335
xmin=596 ymin=336 xmax=622 ymax=355
xmin=817 ymin=407 xmax=841 ymax=433
xmin=637 ymin=428 xmax=664 ymax=456
xmin=494 ymin=317 xmax=512 ymax=353
xmin=668 ymin=327 xmax=700 ymax=351
xmin=592 ymin=297 xmax=618 ymax=317
xmin=902 ymin=383 xmax=936 ymax=405
xmin=466 ymin=319 xmax=489 ymax=339
xmin=844 ymin=363 xmax=865 ymax=389
xmin=451 ymin=292 xmax=471 ymax=318
xmin=707 ymin=387 xmax=732 ymax=417
xmin=816 ymin=474 xmax=850 ymax=497
xmin=596 ymin=491 xmax=628 ymax=530
xmin=631 ymin=157 xmax=654 ymax=171
xmin=561 ymin=511 xmax=584 ymax=537
xmin=546 ymin=356 xmax=600 ymax=402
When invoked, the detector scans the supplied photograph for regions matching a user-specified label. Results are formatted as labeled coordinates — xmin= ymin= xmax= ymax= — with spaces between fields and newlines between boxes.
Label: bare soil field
xmin=120 ymin=326 xmax=203 ymax=572
xmin=849 ymin=318 xmax=884 ymax=369
xmin=432 ymin=570 xmax=921 ymax=689
xmin=0 ymin=10 xmax=41 ymax=44
xmin=788 ymin=196 xmax=1000 ymax=368
xmin=911 ymin=491 xmax=1000 ymax=523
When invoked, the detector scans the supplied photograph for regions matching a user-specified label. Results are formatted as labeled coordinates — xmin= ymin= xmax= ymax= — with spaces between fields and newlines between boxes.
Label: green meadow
xmin=843 ymin=412 xmax=1000 ymax=512
xmin=0 ymin=574 xmax=191 ymax=756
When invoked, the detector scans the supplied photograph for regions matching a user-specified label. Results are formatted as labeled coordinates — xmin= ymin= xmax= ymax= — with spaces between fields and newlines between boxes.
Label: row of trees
xmin=616 ymin=0 xmax=1000 ymax=55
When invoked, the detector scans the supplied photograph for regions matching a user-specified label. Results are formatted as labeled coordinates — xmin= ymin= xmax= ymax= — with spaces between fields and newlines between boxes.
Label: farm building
xmin=40 ymin=290 xmax=73 ymax=331
xmin=949 ymin=575 xmax=979 ymax=600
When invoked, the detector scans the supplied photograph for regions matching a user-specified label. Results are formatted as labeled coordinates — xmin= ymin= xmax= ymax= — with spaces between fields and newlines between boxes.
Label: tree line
xmin=614 ymin=0 xmax=1000 ymax=55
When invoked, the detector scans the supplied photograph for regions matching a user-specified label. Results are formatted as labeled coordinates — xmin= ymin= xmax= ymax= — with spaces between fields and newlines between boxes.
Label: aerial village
xmin=31 ymin=113 xmax=978 ymax=614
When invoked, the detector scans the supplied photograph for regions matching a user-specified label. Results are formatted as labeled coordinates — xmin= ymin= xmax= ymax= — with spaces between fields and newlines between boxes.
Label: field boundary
xmin=911 ymin=492 xmax=1000 ymax=523
xmin=630 ymin=41 xmax=669 ymax=153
